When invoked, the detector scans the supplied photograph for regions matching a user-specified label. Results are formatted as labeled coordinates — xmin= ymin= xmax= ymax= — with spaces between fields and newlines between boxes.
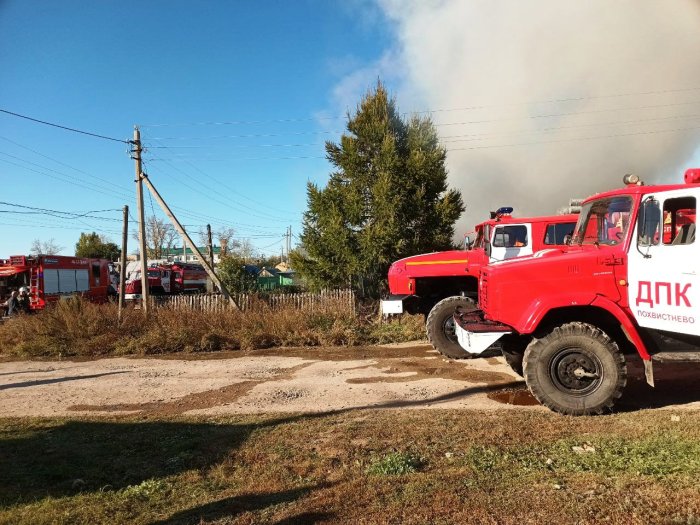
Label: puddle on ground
xmin=487 ymin=388 xmax=540 ymax=406
xmin=68 ymin=363 xmax=313 ymax=416
xmin=345 ymin=358 xmax=514 ymax=385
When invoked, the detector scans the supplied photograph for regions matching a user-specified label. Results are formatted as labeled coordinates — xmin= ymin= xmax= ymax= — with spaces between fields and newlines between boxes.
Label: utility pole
xmin=287 ymin=226 xmax=291 ymax=263
xmin=132 ymin=127 xmax=150 ymax=314
xmin=118 ymin=205 xmax=129 ymax=322
xmin=140 ymin=173 xmax=239 ymax=310
xmin=206 ymin=223 xmax=215 ymax=293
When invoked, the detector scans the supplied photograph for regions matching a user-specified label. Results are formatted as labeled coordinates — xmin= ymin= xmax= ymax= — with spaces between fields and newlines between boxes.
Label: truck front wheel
xmin=523 ymin=322 xmax=626 ymax=415
xmin=426 ymin=296 xmax=476 ymax=359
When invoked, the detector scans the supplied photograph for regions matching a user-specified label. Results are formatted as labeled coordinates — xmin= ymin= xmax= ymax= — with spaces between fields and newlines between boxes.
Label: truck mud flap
xmin=453 ymin=310 xmax=511 ymax=355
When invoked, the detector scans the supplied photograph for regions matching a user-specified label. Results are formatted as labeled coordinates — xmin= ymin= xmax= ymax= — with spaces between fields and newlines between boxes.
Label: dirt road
xmin=1 ymin=343 xmax=699 ymax=417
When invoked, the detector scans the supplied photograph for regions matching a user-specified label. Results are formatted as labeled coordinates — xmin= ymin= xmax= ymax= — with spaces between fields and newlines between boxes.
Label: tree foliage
xmin=30 ymin=238 xmax=63 ymax=256
xmin=292 ymin=82 xmax=464 ymax=297
xmin=217 ymin=255 xmax=258 ymax=293
xmin=75 ymin=232 xmax=120 ymax=260
xmin=132 ymin=216 xmax=178 ymax=259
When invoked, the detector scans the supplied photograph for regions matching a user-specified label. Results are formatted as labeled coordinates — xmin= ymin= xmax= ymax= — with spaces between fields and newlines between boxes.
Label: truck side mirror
xmin=637 ymin=197 xmax=660 ymax=256
xmin=485 ymin=239 xmax=492 ymax=258
xmin=464 ymin=235 xmax=474 ymax=250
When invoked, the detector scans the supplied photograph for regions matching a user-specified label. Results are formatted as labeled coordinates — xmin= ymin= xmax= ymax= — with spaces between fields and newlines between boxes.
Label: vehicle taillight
xmin=684 ymin=168 xmax=700 ymax=184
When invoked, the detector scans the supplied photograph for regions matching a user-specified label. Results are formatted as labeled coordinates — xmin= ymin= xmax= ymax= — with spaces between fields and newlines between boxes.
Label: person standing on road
xmin=17 ymin=287 xmax=31 ymax=313
xmin=1 ymin=290 xmax=19 ymax=317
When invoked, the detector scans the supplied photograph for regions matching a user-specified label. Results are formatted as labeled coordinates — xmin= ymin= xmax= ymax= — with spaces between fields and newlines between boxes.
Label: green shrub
xmin=367 ymin=452 xmax=423 ymax=476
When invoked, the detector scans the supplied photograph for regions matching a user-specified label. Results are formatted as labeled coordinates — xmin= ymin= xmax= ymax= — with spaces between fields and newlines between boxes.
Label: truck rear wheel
xmin=426 ymin=296 xmax=476 ymax=359
xmin=523 ymin=322 xmax=626 ymax=415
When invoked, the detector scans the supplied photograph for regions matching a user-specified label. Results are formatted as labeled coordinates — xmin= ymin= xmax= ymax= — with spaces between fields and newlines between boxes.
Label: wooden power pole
xmin=132 ymin=127 xmax=150 ymax=314
xmin=118 ymin=204 xmax=129 ymax=322
xmin=140 ymin=173 xmax=239 ymax=310
xmin=206 ymin=223 xmax=215 ymax=293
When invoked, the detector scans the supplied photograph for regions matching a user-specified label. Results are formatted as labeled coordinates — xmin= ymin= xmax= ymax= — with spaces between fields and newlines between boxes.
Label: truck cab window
xmin=493 ymin=225 xmax=528 ymax=248
xmin=663 ymin=196 xmax=696 ymax=246
xmin=92 ymin=262 xmax=101 ymax=284
xmin=544 ymin=222 xmax=577 ymax=245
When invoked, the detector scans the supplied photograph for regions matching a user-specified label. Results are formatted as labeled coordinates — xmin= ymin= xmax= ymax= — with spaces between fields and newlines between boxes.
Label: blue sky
xmin=3 ymin=0 xmax=700 ymax=260
xmin=0 ymin=1 xmax=394 ymax=257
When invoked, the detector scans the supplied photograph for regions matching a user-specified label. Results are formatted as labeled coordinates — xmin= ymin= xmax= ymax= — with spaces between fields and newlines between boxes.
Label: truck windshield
xmin=573 ymin=196 xmax=633 ymax=245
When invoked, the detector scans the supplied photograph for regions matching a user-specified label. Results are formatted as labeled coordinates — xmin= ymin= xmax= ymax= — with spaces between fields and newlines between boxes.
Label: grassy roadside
xmin=0 ymin=298 xmax=425 ymax=358
xmin=1 ymin=410 xmax=699 ymax=524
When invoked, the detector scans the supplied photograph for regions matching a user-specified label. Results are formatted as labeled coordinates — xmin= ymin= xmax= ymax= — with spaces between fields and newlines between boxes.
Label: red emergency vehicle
xmin=123 ymin=261 xmax=208 ymax=299
xmin=454 ymin=170 xmax=700 ymax=415
xmin=0 ymin=255 xmax=112 ymax=310
xmin=381 ymin=209 xmax=578 ymax=357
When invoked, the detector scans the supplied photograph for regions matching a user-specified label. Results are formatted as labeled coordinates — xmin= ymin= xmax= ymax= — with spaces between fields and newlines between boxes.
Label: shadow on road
xmin=617 ymin=358 xmax=700 ymax=411
xmin=0 ymin=371 xmax=128 ymax=391
xmin=149 ymin=486 xmax=333 ymax=525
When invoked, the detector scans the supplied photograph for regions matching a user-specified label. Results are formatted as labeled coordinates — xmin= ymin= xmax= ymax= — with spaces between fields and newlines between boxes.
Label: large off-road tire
xmin=501 ymin=346 xmax=524 ymax=377
xmin=523 ymin=322 xmax=626 ymax=416
xmin=426 ymin=296 xmax=477 ymax=359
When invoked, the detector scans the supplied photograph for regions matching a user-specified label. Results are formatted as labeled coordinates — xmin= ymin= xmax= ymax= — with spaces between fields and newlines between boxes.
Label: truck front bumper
xmin=453 ymin=309 xmax=512 ymax=355
xmin=380 ymin=294 xmax=412 ymax=315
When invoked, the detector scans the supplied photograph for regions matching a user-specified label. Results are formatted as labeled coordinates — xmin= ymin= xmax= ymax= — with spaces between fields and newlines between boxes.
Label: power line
xmin=0 ymin=136 xmax=133 ymax=195
xmin=0 ymin=201 xmax=123 ymax=221
xmin=0 ymin=109 xmax=128 ymax=144
xmin=440 ymin=113 xmax=700 ymax=144
xmin=145 ymin=144 xmax=299 ymax=217
xmin=447 ymin=123 xmax=700 ymax=152
xmin=138 ymin=84 xmax=700 ymax=128
xmin=0 ymin=155 xmax=136 ymax=204
xmin=143 ymin=158 xmax=295 ymax=223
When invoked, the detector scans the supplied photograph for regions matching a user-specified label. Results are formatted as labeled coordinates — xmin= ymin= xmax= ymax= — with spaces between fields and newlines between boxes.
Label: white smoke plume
xmin=343 ymin=0 xmax=700 ymax=233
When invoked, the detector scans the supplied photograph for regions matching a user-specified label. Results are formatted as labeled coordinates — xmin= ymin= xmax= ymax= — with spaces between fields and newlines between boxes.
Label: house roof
xmin=162 ymin=246 xmax=222 ymax=256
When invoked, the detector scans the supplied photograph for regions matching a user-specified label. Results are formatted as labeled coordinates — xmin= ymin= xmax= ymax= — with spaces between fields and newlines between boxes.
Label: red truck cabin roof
xmin=476 ymin=214 xmax=576 ymax=228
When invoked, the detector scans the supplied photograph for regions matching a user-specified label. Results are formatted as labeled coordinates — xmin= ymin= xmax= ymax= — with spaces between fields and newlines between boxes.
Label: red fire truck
xmin=454 ymin=170 xmax=700 ymax=415
xmin=123 ymin=261 xmax=208 ymax=299
xmin=0 ymin=255 xmax=112 ymax=310
xmin=381 ymin=209 xmax=578 ymax=358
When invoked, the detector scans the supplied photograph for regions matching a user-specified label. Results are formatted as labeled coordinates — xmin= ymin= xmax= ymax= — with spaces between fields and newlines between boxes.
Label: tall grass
xmin=0 ymin=297 xmax=425 ymax=358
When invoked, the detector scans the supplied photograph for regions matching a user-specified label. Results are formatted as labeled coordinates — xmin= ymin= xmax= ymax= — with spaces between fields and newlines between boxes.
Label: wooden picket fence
xmin=152 ymin=289 xmax=355 ymax=314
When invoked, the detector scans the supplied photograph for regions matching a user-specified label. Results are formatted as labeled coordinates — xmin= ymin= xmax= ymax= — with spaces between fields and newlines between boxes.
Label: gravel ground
xmin=1 ymin=343 xmax=698 ymax=417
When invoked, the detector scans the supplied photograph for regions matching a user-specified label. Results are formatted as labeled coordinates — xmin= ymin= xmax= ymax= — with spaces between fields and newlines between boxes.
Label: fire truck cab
xmin=123 ymin=261 xmax=208 ymax=299
xmin=454 ymin=170 xmax=700 ymax=415
xmin=381 ymin=210 xmax=577 ymax=358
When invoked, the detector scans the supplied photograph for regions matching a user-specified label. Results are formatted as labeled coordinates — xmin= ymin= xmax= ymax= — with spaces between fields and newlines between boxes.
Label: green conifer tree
xmin=292 ymin=82 xmax=464 ymax=297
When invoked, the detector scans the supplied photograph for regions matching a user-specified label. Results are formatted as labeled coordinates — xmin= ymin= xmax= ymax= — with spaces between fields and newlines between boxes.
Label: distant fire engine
xmin=123 ymin=261 xmax=209 ymax=299
xmin=0 ymin=255 xmax=112 ymax=310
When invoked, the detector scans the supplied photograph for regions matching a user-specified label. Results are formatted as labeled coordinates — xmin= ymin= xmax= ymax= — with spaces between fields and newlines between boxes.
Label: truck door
xmin=489 ymin=224 xmax=533 ymax=262
xmin=628 ymin=190 xmax=699 ymax=336
xmin=161 ymin=270 xmax=171 ymax=293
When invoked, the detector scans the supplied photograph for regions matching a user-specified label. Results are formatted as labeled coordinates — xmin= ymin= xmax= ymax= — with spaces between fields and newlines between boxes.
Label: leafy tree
xmin=233 ymin=238 xmax=256 ymax=261
xmin=217 ymin=255 xmax=258 ymax=293
xmin=30 ymin=238 xmax=63 ymax=255
xmin=75 ymin=232 xmax=120 ymax=260
xmin=132 ymin=216 xmax=178 ymax=259
xmin=292 ymin=82 xmax=464 ymax=297
xmin=196 ymin=226 xmax=239 ymax=256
